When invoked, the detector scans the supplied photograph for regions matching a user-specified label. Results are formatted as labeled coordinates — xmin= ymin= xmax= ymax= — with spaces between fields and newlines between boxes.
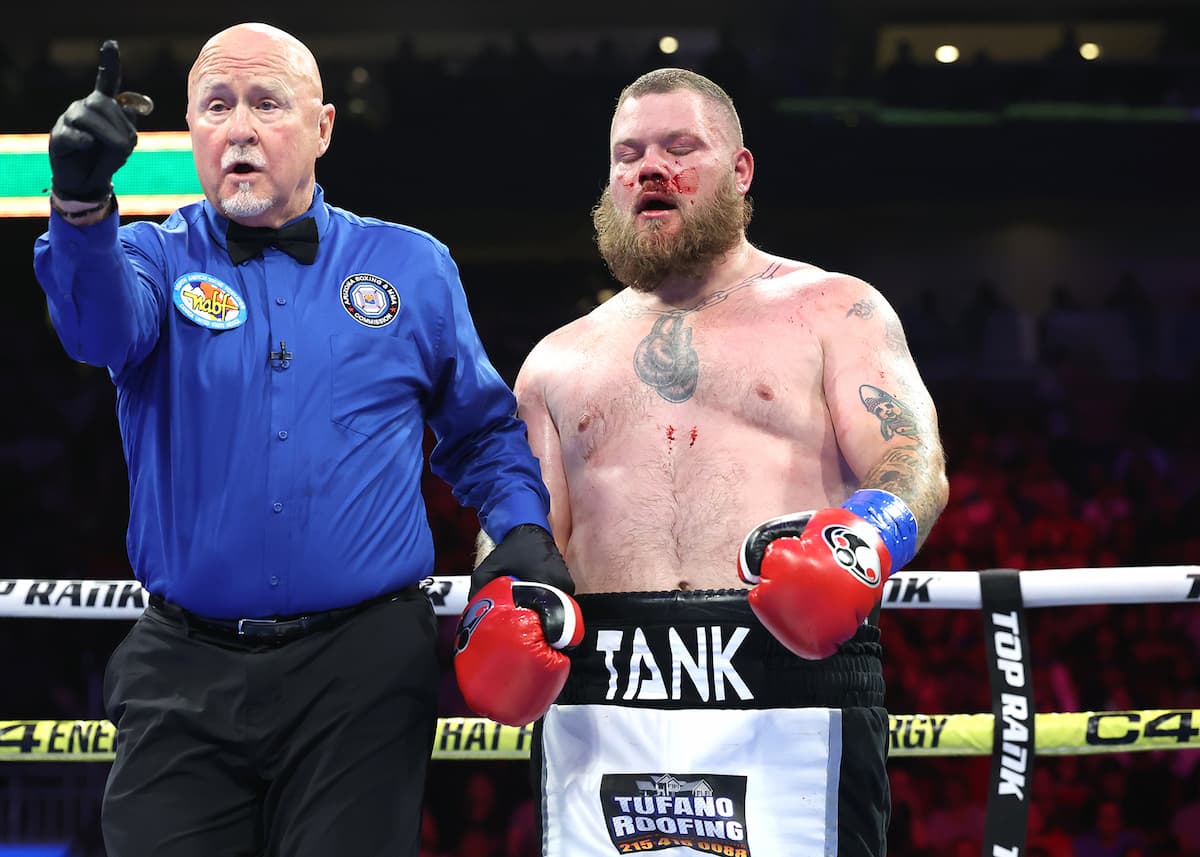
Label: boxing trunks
xmin=534 ymin=590 xmax=889 ymax=857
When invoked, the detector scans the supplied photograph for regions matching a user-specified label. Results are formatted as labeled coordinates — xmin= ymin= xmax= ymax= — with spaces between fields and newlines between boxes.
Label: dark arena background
xmin=2 ymin=1 xmax=1199 ymax=855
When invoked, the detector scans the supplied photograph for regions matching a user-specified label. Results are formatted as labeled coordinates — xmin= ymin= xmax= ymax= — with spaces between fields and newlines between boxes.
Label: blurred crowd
xmin=3 ymin=17 xmax=1200 ymax=137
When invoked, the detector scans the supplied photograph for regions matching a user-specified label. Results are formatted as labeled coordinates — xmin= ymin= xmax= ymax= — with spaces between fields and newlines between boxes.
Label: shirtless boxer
xmin=455 ymin=68 xmax=949 ymax=857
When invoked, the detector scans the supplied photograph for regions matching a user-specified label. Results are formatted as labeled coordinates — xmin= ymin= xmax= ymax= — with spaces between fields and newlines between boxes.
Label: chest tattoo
xmin=634 ymin=314 xmax=699 ymax=403
xmin=632 ymin=263 xmax=782 ymax=403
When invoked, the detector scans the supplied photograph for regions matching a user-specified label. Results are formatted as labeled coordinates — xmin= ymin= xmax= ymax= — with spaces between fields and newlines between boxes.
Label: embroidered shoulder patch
xmin=340 ymin=273 xmax=400 ymax=327
xmin=172 ymin=273 xmax=247 ymax=330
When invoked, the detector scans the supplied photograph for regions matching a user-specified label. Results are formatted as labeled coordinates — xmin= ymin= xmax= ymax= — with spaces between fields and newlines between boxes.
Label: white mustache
xmin=221 ymin=147 xmax=267 ymax=170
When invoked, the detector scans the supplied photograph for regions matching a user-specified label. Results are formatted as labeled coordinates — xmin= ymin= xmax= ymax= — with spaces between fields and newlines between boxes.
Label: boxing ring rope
xmin=5 ymin=566 xmax=1198 ymax=853
xmin=4 ymin=566 xmax=1197 ymax=620
xmin=5 ymin=710 xmax=1199 ymax=763
xmin=3 ymin=566 xmax=1198 ymax=763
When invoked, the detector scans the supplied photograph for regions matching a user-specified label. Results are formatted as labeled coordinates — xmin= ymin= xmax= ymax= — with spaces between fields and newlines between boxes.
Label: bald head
xmin=188 ymin=23 xmax=324 ymax=105
xmin=185 ymin=21 xmax=335 ymax=227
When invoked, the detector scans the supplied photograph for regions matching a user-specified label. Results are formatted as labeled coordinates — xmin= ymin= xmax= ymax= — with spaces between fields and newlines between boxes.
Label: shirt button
xmin=275 ymin=296 xmax=287 ymax=305
xmin=280 ymin=359 xmax=291 ymax=369
xmin=272 ymin=502 xmax=283 ymax=513
xmin=270 ymin=576 xmax=280 ymax=586
xmin=277 ymin=430 xmax=289 ymax=440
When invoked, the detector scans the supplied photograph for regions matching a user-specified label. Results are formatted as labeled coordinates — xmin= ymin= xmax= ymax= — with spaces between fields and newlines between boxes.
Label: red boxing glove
xmin=453 ymin=577 xmax=585 ymax=726
xmin=737 ymin=508 xmax=892 ymax=660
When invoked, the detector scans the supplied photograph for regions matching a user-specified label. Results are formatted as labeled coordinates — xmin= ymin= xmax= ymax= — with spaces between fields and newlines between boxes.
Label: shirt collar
xmin=203 ymin=183 xmax=330 ymax=254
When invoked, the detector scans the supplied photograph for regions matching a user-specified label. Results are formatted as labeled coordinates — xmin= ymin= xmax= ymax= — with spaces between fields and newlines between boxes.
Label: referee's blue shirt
xmin=33 ymin=186 xmax=550 ymax=618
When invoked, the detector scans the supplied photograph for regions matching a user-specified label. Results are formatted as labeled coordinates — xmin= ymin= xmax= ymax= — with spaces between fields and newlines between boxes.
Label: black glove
xmin=469 ymin=524 xmax=575 ymax=599
xmin=49 ymin=40 xmax=141 ymax=203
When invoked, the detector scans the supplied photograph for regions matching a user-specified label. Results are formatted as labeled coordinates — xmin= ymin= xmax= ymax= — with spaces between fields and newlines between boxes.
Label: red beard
xmin=592 ymin=172 xmax=752 ymax=292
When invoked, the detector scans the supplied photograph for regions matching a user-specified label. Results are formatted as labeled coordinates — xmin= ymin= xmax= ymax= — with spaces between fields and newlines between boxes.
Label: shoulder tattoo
xmin=847 ymin=298 xmax=876 ymax=320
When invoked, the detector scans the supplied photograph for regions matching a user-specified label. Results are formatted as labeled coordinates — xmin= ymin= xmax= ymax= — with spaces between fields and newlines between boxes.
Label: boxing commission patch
xmin=172 ymin=272 xmax=247 ymax=330
xmin=340 ymin=273 xmax=400 ymax=328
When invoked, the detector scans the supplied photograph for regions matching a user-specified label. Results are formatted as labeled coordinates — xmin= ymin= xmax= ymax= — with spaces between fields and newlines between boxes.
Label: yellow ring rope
xmin=3 ymin=710 xmax=1197 ymax=762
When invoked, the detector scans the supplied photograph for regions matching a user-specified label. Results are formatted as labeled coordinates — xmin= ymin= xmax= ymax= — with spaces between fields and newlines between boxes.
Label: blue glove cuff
xmin=841 ymin=489 xmax=918 ymax=570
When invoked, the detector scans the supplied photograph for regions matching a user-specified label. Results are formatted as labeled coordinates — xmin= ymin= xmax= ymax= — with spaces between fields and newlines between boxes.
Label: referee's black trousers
xmin=101 ymin=589 xmax=439 ymax=857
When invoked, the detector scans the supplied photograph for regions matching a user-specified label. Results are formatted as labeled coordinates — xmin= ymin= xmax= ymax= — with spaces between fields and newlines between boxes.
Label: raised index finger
xmin=94 ymin=40 xmax=122 ymax=97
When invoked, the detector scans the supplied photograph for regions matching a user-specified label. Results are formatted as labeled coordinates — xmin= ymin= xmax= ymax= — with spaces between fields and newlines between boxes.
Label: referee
xmin=32 ymin=23 xmax=573 ymax=857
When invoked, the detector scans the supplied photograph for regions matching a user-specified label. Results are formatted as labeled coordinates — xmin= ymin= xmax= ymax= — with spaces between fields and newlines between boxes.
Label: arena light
xmin=934 ymin=44 xmax=960 ymax=63
xmin=0 ymin=131 xmax=201 ymax=218
xmin=1079 ymin=41 xmax=1102 ymax=61
xmin=658 ymin=35 xmax=679 ymax=55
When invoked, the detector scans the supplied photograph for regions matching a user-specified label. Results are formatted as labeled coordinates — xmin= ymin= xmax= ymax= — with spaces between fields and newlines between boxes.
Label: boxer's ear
xmin=734 ymin=147 xmax=754 ymax=195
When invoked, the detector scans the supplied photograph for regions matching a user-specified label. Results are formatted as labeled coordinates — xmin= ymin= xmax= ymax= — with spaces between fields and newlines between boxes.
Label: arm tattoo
xmin=859 ymin=384 xmax=919 ymax=441
xmin=868 ymin=447 xmax=923 ymax=493
xmin=860 ymin=443 xmax=946 ymax=541
xmin=848 ymin=299 xmax=909 ymax=355
xmin=856 ymin=391 xmax=948 ymax=544
xmin=884 ymin=319 xmax=910 ymax=356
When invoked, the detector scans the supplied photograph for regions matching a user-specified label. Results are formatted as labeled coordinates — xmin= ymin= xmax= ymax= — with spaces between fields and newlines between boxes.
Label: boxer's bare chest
xmin=548 ymin=283 xmax=828 ymax=465
xmin=544 ymin=276 xmax=847 ymax=589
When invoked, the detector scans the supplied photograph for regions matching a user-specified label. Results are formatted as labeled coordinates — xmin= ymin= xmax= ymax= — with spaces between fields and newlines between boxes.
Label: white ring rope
xmin=1 ymin=566 xmax=1197 ymax=619
xmin=4 ymin=567 xmax=1198 ymax=765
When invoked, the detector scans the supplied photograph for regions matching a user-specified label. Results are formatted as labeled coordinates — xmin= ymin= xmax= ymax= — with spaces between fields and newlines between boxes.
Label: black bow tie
xmin=226 ymin=217 xmax=319 ymax=265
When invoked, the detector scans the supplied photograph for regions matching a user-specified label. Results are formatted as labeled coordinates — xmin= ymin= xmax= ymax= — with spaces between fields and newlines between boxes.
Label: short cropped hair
xmin=615 ymin=68 xmax=744 ymax=147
